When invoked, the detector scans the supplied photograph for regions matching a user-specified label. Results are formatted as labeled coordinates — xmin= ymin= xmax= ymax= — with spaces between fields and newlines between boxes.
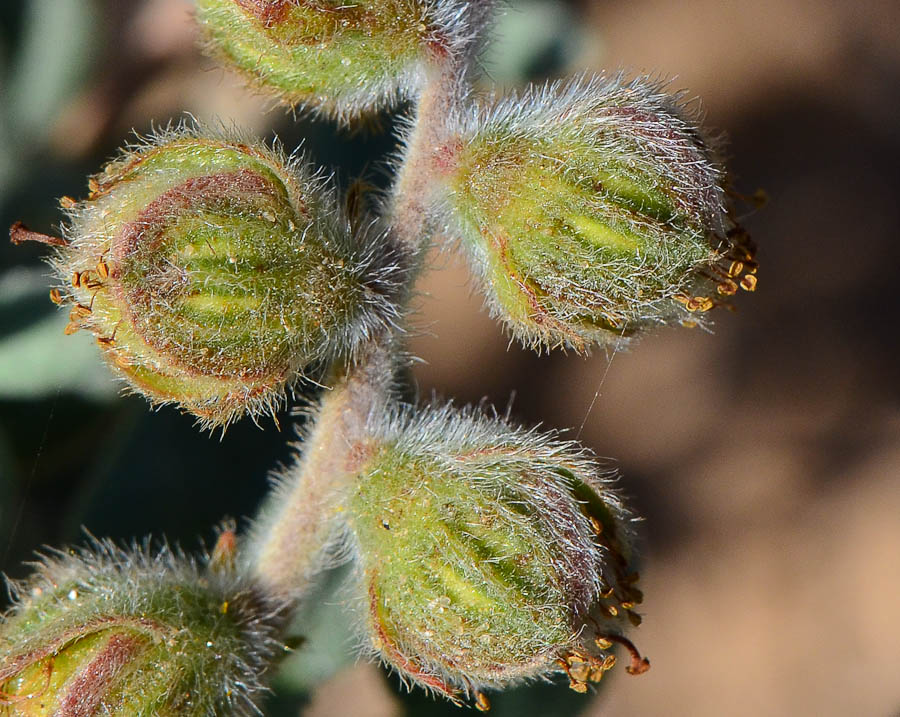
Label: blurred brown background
xmin=1 ymin=1 xmax=898 ymax=716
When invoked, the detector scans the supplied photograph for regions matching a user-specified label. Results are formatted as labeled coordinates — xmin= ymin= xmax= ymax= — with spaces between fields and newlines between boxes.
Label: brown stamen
xmin=474 ymin=691 xmax=491 ymax=712
xmin=9 ymin=221 xmax=68 ymax=247
xmin=595 ymin=634 xmax=650 ymax=675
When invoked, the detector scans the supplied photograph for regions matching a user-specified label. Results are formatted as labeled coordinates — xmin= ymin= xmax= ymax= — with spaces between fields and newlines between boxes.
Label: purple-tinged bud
xmin=15 ymin=126 xmax=400 ymax=428
xmin=0 ymin=536 xmax=285 ymax=715
xmin=343 ymin=403 xmax=647 ymax=708
xmin=437 ymin=74 xmax=757 ymax=352
xmin=195 ymin=0 xmax=495 ymax=122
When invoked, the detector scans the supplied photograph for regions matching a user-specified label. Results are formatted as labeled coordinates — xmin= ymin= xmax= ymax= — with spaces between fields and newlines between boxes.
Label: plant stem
xmin=388 ymin=53 xmax=467 ymax=262
xmin=246 ymin=55 xmax=468 ymax=602
xmin=245 ymin=335 xmax=396 ymax=602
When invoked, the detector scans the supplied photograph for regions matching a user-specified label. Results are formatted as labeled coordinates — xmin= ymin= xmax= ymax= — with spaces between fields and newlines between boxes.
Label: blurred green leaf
xmin=0 ymin=265 xmax=54 ymax=331
xmin=0 ymin=268 xmax=116 ymax=399
xmin=273 ymin=564 xmax=358 ymax=696
xmin=0 ymin=109 xmax=12 ymax=196
xmin=0 ymin=423 xmax=16 ymax=543
xmin=482 ymin=0 xmax=588 ymax=86
xmin=5 ymin=0 xmax=98 ymax=144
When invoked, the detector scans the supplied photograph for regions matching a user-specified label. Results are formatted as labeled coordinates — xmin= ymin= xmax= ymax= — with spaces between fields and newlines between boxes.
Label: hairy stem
xmin=245 ymin=335 xmax=396 ymax=601
xmin=388 ymin=53 xmax=467 ymax=261
xmin=246 ymin=53 xmax=468 ymax=604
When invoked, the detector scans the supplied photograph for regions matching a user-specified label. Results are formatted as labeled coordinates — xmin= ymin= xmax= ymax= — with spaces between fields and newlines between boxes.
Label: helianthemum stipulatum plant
xmin=4 ymin=0 xmax=755 ymax=712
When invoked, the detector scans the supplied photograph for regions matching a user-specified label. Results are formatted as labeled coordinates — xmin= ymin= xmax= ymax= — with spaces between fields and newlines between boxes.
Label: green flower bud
xmin=0 ymin=536 xmax=285 ymax=715
xmin=195 ymin=0 xmax=494 ymax=122
xmin=41 ymin=126 xmax=399 ymax=428
xmin=343 ymin=404 xmax=647 ymax=707
xmin=438 ymin=74 xmax=758 ymax=352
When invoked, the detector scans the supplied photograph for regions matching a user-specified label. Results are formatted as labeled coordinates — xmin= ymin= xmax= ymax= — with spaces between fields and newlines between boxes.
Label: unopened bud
xmin=438 ymin=74 xmax=757 ymax=351
xmin=195 ymin=0 xmax=494 ymax=121
xmin=38 ymin=126 xmax=398 ymax=428
xmin=0 ymin=538 xmax=284 ymax=715
xmin=344 ymin=404 xmax=646 ymax=706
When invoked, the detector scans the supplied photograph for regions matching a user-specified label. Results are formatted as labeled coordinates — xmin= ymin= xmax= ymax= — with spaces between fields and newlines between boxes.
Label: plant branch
xmin=244 ymin=334 xmax=397 ymax=602
xmin=387 ymin=53 xmax=468 ymax=263
xmin=245 ymin=52 xmax=469 ymax=604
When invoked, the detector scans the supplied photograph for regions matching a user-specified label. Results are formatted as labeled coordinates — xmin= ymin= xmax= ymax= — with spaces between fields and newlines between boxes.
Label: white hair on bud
xmin=433 ymin=73 xmax=738 ymax=352
xmin=338 ymin=399 xmax=639 ymax=696
xmin=50 ymin=120 xmax=406 ymax=430
xmin=1 ymin=536 xmax=287 ymax=716
xmin=454 ymin=73 xmax=727 ymax=234
xmin=372 ymin=398 xmax=636 ymax=560
xmin=196 ymin=0 xmax=499 ymax=125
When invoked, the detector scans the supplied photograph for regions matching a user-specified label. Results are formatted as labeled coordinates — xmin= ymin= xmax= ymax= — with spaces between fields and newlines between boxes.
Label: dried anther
xmin=474 ymin=690 xmax=491 ymax=712
xmin=9 ymin=221 xmax=68 ymax=247
xmin=557 ymin=648 xmax=619 ymax=693
xmin=595 ymin=633 xmax=651 ymax=676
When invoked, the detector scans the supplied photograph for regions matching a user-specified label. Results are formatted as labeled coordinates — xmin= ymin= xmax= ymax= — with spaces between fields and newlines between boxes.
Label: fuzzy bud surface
xmin=439 ymin=75 xmax=757 ymax=351
xmin=343 ymin=404 xmax=646 ymax=706
xmin=47 ymin=127 xmax=398 ymax=427
xmin=196 ymin=0 xmax=493 ymax=121
xmin=0 ymin=538 xmax=284 ymax=715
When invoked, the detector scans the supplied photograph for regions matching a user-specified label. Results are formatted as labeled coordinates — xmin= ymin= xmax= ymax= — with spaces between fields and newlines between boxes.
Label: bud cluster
xmin=6 ymin=0 xmax=757 ymax=712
